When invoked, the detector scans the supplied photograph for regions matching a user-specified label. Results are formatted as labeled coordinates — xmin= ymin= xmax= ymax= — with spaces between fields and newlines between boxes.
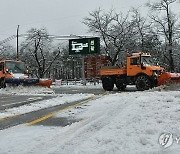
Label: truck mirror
xmin=25 ymin=66 xmax=29 ymax=74
xmin=141 ymin=63 xmax=146 ymax=70
xmin=24 ymin=69 xmax=28 ymax=74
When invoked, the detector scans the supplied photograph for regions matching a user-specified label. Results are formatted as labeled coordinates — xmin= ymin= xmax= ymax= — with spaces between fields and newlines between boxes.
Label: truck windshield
xmin=5 ymin=61 xmax=25 ymax=74
xmin=141 ymin=56 xmax=154 ymax=66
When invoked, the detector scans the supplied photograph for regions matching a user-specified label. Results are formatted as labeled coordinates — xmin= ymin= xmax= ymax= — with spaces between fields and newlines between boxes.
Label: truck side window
xmin=0 ymin=63 xmax=4 ymax=71
xmin=130 ymin=58 xmax=139 ymax=65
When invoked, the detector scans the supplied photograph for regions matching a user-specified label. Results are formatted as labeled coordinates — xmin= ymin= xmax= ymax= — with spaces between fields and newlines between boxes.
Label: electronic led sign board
xmin=69 ymin=37 xmax=100 ymax=55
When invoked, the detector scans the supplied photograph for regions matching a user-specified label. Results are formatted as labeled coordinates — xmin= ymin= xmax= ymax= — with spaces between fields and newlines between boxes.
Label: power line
xmin=0 ymin=35 xmax=16 ymax=45
xmin=0 ymin=34 xmax=97 ymax=45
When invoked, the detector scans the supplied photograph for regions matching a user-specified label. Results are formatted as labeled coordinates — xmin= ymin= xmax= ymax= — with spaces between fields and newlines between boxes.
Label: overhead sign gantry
xmin=69 ymin=37 xmax=100 ymax=55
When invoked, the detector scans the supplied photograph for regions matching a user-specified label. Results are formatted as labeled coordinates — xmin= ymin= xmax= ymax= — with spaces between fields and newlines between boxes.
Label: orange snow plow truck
xmin=99 ymin=53 xmax=180 ymax=91
xmin=0 ymin=60 xmax=52 ymax=89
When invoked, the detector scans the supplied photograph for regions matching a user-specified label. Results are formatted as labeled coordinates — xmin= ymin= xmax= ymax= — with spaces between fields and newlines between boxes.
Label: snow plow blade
xmin=5 ymin=78 xmax=39 ymax=85
xmin=38 ymin=79 xmax=53 ymax=88
xmin=5 ymin=78 xmax=53 ymax=88
xmin=158 ymin=72 xmax=180 ymax=86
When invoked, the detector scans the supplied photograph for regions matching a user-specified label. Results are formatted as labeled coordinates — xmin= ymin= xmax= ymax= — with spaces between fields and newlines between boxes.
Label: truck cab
xmin=0 ymin=60 xmax=28 ymax=88
xmin=127 ymin=53 xmax=163 ymax=77
xmin=0 ymin=60 xmax=27 ymax=78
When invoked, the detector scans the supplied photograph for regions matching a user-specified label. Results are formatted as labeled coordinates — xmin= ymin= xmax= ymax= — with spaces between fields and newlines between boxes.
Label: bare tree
xmin=20 ymin=28 xmax=60 ymax=78
xmin=0 ymin=43 xmax=16 ymax=60
xmin=83 ymin=8 xmax=137 ymax=66
xmin=147 ymin=0 xmax=179 ymax=72
xmin=131 ymin=8 xmax=149 ymax=52
xmin=131 ymin=8 xmax=163 ymax=63
xmin=51 ymin=45 xmax=82 ymax=80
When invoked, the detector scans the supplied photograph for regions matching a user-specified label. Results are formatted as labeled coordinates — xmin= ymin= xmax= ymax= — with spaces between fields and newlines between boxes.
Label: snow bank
xmin=0 ymin=85 xmax=55 ymax=95
xmin=52 ymin=91 xmax=180 ymax=154
xmin=150 ymin=83 xmax=180 ymax=92
xmin=0 ymin=93 xmax=94 ymax=119
xmin=52 ymin=83 xmax=102 ymax=89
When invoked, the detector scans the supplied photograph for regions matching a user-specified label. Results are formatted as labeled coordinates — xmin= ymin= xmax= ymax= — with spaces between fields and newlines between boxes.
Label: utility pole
xmin=16 ymin=25 xmax=20 ymax=60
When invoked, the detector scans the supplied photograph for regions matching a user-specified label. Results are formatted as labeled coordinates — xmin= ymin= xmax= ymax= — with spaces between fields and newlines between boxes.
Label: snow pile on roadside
xmin=52 ymin=83 xmax=102 ymax=89
xmin=51 ymin=82 xmax=102 ymax=89
xmin=150 ymin=83 xmax=180 ymax=92
xmin=1 ymin=90 xmax=180 ymax=154
xmin=0 ymin=93 xmax=94 ymax=119
xmin=51 ymin=91 xmax=180 ymax=154
xmin=0 ymin=85 xmax=55 ymax=95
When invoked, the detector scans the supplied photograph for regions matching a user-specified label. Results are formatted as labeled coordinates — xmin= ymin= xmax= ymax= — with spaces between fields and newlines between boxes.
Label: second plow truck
xmin=0 ymin=59 xmax=52 ymax=89
xmin=99 ymin=52 xmax=180 ymax=91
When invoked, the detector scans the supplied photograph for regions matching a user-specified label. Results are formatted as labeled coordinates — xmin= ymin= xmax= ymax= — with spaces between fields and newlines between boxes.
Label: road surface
xmin=0 ymin=85 xmax=137 ymax=130
xmin=0 ymin=85 xmax=106 ymax=130
xmin=0 ymin=94 xmax=53 ymax=111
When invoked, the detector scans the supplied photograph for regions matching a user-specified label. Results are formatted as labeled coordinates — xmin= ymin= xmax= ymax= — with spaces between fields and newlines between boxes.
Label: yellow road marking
xmin=0 ymin=92 xmax=108 ymax=126
xmin=27 ymin=96 xmax=97 ymax=126
xmin=27 ymin=112 xmax=57 ymax=125
xmin=101 ymin=91 xmax=109 ymax=96
xmin=0 ymin=114 xmax=20 ymax=121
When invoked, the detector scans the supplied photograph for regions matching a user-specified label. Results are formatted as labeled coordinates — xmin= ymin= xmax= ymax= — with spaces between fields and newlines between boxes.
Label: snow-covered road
xmin=0 ymin=85 xmax=180 ymax=154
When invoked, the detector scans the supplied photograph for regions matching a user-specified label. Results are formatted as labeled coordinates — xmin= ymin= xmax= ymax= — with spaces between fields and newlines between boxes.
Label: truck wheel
xmin=102 ymin=77 xmax=114 ymax=91
xmin=116 ymin=78 xmax=126 ymax=91
xmin=0 ymin=78 xmax=6 ymax=89
xmin=116 ymin=84 xmax=126 ymax=91
xmin=135 ymin=75 xmax=151 ymax=91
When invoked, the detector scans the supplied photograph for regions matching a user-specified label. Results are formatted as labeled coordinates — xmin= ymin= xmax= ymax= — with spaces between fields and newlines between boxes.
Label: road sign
xmin=69 ymin=37 xmax=100 ymax=55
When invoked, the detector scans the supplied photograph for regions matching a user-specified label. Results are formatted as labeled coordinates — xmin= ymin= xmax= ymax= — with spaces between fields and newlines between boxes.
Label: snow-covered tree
xmin=147 ymin=0 xmax=180 ymax=72
xmin=20 ymin=28 xmax=60 ymax=78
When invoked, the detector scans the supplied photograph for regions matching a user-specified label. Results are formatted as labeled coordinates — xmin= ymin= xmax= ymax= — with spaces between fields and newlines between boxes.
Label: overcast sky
xmin=0 ymin=0 xmax=179 ymax=42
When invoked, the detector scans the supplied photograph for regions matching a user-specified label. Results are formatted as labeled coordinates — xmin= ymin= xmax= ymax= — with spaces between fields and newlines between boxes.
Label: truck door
xmin=0 ymin=62 xmax=4 ymax=77
xmin=0 ymin=62 xmax=4 ymax=74
xmin=0 ymin=62 xmax=6 ymax=88
xmin=127 ymin=57 xmax=141 ymax=76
